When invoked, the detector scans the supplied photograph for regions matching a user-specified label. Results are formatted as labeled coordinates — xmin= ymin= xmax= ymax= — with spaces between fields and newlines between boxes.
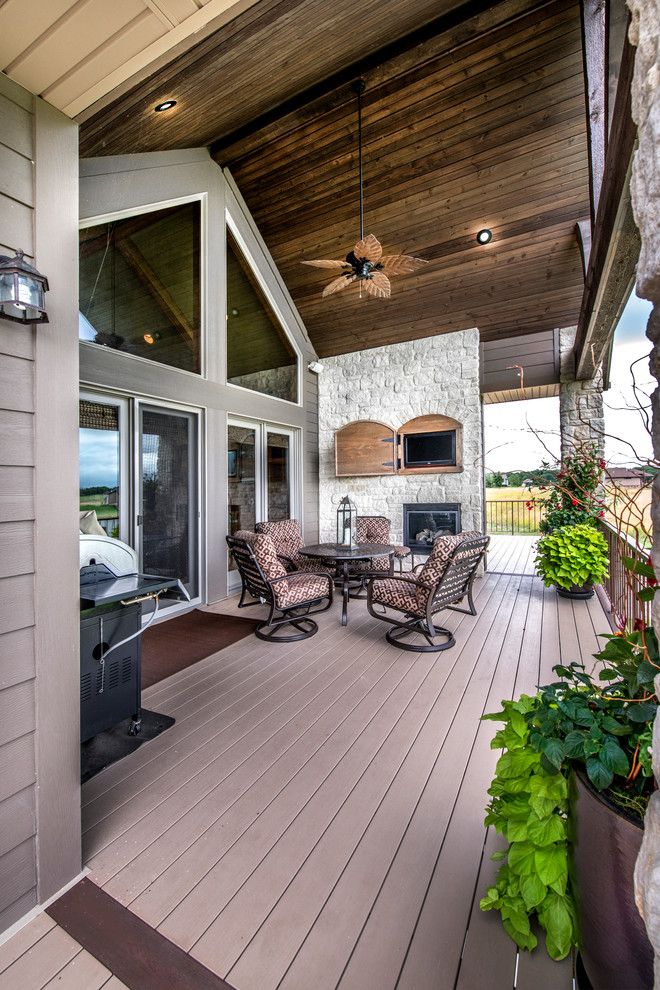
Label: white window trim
xmin=78 ymin=193 xmax=208 ymax=380
xmin=225 ymin=209 xmax=303 ymax=408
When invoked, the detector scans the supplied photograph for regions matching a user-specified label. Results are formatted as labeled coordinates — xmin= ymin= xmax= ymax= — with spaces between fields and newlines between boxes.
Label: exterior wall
xmin=628 ymin=0 xmax=660 ymax=978
xmin=558 ymin=325 xmax=605 ymax=459
xmin=317 ymin=329 xmax=483 ymax=542
xmin=79 ymin=153 xmax=319 ymax=604
xmin=0 ymin=74 xmax=80 ymax=933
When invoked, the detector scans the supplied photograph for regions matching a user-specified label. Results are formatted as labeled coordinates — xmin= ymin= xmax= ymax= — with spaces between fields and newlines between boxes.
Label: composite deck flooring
xmin=2 ymin=536 xmax=608 ymax=989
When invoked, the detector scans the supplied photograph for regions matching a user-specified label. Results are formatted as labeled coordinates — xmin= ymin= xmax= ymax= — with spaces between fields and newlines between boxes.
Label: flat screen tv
xmin=403 ymin=430 xmax=456 ymax=468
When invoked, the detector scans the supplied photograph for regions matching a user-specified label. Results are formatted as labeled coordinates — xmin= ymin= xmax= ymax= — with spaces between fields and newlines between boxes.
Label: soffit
xmin=0 ymin=0 xmax=260 ymax=118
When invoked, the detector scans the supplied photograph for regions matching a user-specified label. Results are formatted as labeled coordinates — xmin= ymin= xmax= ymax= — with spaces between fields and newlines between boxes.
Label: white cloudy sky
xmin=483 ymin=292 xmax=654 ymax=471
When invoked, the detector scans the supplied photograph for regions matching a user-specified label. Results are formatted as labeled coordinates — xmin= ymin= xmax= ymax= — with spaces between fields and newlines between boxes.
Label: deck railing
xmin=485 ymin=499 xmax=545 ymax=535
xmin=598 ymin=518 xmax=652 ymax=629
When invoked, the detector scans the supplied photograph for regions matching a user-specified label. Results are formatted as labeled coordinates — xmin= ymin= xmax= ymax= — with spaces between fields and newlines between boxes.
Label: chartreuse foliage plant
xmin=480 ymin=696 xmax=577 ymax=960
xmin=534 ymin=523 xmax=608 ymax=590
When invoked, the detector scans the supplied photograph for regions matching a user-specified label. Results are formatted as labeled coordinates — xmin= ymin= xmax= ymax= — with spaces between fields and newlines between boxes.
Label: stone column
xmin=627 ymin=0 xmax=660 ymax=981
xmin=558 ymin=325 xmax=605 ymax=461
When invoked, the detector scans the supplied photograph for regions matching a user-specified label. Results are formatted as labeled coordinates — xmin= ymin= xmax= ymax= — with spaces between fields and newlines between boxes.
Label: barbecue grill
xmin=79 ymin=534 xmax=189 ymax=742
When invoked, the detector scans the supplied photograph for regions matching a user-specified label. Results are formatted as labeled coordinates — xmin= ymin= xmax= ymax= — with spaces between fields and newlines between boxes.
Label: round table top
xmin=299 ymin=542 xmax=396 ymax=561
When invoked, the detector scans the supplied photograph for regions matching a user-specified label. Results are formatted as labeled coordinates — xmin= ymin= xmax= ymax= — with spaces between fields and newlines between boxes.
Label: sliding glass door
xmin=138 ymin=404 xmax=199 ymax=599
xmin=227 ymin=419 xmax=298 ymax=586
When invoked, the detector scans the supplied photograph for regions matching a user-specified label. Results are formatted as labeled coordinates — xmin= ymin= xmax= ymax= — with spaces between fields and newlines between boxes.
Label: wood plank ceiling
xmin=78 ymin=0 xmax=590 ymax=358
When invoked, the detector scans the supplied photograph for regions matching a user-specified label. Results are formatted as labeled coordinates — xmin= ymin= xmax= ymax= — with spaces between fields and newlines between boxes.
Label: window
xmin=79 ymin=398 xmax=123 ymax=539
xmin=226 ymin=229 xmax=298 ymax=402
xmin=79 ymin=201 xmax=201 ymax=374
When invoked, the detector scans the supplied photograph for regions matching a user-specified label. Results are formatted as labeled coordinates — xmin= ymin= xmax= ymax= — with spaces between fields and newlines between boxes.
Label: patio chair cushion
xmin=416 ymin=530 xmax=483 ymax=589
xmin=354 ymin=515 xmax=408 ymax=573
xmin=255 ymin=519 xmax=303 ymax=560
xmin=370 ymin=577 xmax=420 ymax=613
xmin=255 ymin=519 xmax=333 ymax=573
xmin=273 ymin=573 xmax=331 ymax=609
xmin=234 ymin=530 xmax=287 ymax=580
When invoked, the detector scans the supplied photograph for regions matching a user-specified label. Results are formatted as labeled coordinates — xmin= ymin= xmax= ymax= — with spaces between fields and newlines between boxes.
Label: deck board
xmin=77 ymin=553 xmax=608 ymax=990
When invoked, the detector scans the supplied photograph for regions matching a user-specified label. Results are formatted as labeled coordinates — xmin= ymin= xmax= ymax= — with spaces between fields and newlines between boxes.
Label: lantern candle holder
xmin=336 ymin=495 xmax=357 ymax=548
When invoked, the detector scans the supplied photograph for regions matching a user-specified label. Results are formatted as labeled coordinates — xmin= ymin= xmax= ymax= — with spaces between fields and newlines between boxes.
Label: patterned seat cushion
xmin=370 ymin=577 xmax=421 ymax=613
xmin=416 ymin=531 xmax=482 ymax=589
xmin=290 ymin=555 xmax=334 ymax=575
xmin=273 ymin=573 xmax=331 ymax=609
xmin=352 ymin=555 xmax=391 ymax=573
xmin=234 ymin=530 xmax=287 ymax=580
xmin=255 ymin=519 xmax=303 ymax=562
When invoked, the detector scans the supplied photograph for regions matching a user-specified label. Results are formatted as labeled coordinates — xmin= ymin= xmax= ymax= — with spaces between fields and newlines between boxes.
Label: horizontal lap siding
xmin=0 ymin=73 xmax=37 ymax=929
xmin=303 ymin=370 xmax=319 ymax=543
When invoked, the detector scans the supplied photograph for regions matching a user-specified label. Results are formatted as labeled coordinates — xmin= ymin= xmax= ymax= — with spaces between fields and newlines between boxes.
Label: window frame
xmin=225 ymin=208 xmax=303 ymax=408
xmin=78 ymin=193 xmax=207 ymax=380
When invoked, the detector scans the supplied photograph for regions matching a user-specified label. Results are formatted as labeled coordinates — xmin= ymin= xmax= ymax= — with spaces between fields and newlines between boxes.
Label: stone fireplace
xmin=317 ymin=328 xmax=483 ymax=545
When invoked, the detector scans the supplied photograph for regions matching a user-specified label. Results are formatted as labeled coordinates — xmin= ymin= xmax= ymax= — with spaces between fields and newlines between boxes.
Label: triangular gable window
xmin=226 ymin=229 xmax=298 ymax=403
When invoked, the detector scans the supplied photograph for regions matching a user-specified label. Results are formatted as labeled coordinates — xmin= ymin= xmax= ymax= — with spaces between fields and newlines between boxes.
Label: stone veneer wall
xmin=628 ymin=0 xmax=660 ymax=979
xmin=317 ymin=328 xmax=483 ymax=543
xmin=558 ymin=326 xmax=605 ymax=461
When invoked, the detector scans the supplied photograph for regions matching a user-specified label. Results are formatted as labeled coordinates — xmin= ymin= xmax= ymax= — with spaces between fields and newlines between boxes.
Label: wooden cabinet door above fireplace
xmin=334 ymin=414 xmax=462 ymax=477
xmin=398 ymin=415 xmax=462 ymax=474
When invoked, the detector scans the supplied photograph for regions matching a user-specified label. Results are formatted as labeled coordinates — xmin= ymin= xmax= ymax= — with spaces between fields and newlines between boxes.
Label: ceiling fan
xmin=302 ymin=79 xmax=427 ymax=300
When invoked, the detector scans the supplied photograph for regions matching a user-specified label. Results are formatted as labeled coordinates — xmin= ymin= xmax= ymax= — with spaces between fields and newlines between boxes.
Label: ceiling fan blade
xmin=322 ymin=274 xmax=357 ymax=297
xmin=363 ymin=271 xmax=391 ymax=299
xmin=380 ymin=254 xmax=428 ymax=275
xmin=354 ymin=234 xmax=382 ymax=263
xmin=301 ymin=259 xmax=351 ymax=269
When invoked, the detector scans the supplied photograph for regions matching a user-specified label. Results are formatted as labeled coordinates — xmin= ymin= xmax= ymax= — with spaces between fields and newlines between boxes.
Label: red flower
xmin=598 ymin=511 xmax=604 ymax=518
xmin=571 ymin=498 xmax=579 ymax=506
xmin=599 ymin=459 xmax=606 ymax=469
xmin=633 ymin=618 xmax=645 ymax=632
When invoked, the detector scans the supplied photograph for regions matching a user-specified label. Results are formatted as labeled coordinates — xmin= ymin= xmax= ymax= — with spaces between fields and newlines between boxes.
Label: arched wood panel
xmin=335 ymin=420 xmax=396 ymax=476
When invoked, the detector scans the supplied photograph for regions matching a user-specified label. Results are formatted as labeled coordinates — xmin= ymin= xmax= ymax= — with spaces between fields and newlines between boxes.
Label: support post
xmin=558 ymin=326 xmax=605 ymax=462
xmin=626 ymin=0 xmax=660 ymax=981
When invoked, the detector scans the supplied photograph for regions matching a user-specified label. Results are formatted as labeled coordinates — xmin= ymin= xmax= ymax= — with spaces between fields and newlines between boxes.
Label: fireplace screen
xmin=403 ymin=503 xmax=461 ymax=551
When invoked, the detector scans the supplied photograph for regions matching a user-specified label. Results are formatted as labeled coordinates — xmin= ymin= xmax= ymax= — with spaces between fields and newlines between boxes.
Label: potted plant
xmin=480 ymin=561 xmax=657 ymax=987
xmin=534 ymin=522 xmax=609 ymax=599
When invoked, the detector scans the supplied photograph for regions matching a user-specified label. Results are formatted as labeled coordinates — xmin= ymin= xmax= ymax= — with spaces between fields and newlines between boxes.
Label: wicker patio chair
xmin=366 ymin=531 xmax=489 ymax=652
xmin=255 ymin=518 xmax=333 ymax=573
xmin=227 ymin=531 xmax=333 ymax=642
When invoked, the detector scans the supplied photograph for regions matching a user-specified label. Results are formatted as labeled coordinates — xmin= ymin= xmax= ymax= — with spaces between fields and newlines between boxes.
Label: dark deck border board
xmin=46 ymin=878 xmax=236 ymax=990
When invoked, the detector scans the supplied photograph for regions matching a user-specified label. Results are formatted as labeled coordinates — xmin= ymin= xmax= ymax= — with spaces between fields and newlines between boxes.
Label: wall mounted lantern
xmin=336 ymin=495 xmax=357 ymax=548
xmin=0 ymin=250 xmax=49 ymax=324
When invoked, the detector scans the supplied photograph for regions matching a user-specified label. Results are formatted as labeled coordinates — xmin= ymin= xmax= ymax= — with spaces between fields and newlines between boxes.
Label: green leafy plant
xmin=481 ymin=552 xmax=658 ymax=961
xmin=534 ymin=523 xmax=609 ymax=590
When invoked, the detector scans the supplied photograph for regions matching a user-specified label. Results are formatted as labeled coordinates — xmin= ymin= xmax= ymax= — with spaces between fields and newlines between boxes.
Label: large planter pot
xmin=569 ymin=770 xmax=653 ymax=989
xmin=556 ymin=582 xmax=594 ymax=600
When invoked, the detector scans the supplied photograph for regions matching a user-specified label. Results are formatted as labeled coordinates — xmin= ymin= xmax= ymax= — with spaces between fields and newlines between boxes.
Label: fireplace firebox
xmin=403 ymin=503 xmax=461 ymax=554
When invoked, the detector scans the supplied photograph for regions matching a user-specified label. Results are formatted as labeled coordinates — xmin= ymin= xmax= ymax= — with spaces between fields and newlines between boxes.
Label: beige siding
xmin=0 ymin=72 xmax=80 ymax=937
xmin=0 ymin=72 xmax=38 ymax=930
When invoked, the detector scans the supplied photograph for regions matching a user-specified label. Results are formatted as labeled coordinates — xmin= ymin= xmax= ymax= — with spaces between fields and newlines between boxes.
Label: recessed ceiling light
xmin=476 ymin=228 xmax=493 ymax=245
xmin=154 ymin=100 xmax=177 ymax=113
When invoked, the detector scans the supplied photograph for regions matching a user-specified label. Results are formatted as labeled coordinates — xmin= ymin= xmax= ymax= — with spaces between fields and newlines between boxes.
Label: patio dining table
xmin=298 ymin=542 xmax=396 ymax=627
